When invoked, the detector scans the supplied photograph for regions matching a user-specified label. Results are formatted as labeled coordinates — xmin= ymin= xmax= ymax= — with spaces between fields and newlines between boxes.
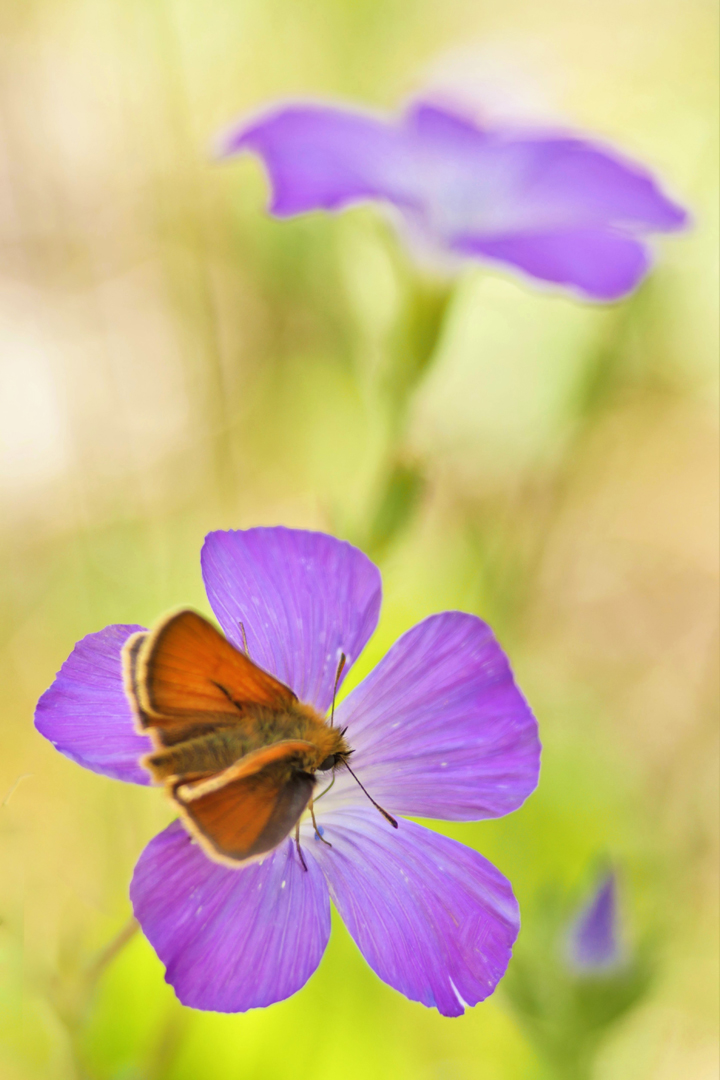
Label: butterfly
xmin=122 ymin=609 xmax=394 ymax=869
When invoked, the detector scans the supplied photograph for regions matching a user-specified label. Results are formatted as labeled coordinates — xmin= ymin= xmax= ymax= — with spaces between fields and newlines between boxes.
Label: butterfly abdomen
xmin=142 ymin=701 xmax=347 ymax=784
xmin=142 ymin=727 xmax=255 ymax=782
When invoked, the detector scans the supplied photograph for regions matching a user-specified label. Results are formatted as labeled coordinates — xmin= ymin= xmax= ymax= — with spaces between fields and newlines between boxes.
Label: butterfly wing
xmin=173 ymin=740 xmax=317 ymax=863
xmin=123 ymin=609 xmax=296 ymax=747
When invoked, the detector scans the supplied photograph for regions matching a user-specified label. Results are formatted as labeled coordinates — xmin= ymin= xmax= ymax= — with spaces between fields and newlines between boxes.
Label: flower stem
xmin=48 ymin=917 xmax=141 ymax=1080
xmin=83 ymin=916 xmax=140 ymax=992
xmin=357 ymin=273 xmax=454 ymax=557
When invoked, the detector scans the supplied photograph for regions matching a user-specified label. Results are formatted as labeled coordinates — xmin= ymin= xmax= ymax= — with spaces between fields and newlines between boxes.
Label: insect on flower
xmin=123 ymin=607 xmax=391 ymax=870
xmin=36 ymin=527 xmax=540 ymax=1015
xmin=217 ymin=98 xmax=688 ymax=302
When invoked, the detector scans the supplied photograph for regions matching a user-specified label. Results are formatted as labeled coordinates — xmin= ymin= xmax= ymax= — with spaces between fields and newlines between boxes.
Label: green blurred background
xmin=0 ymin=0 xmax=717 ymax=1077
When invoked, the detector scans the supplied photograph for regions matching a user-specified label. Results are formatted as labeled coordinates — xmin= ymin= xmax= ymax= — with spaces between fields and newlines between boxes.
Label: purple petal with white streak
xmin=34 ymin=624 xmax=150 ymax=785
xmin=130 ymin=821 xmax=330 ymax=1012
xmin=328 ymin=612 xmax=539 ymax=820
xmin=309 ymin=806 xmax=519 ymax=1016
xmin=201 ymin=527 xmax=381 ymax=713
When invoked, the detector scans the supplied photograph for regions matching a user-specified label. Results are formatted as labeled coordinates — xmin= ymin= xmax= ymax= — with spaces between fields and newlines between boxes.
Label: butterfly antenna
xmin=238 ymin=621 xmax=249 ymax=657
xmin=343 ymin=761 xmax=398 ymax=828
xmin=329 ymin=652 xmax=346 ymax=726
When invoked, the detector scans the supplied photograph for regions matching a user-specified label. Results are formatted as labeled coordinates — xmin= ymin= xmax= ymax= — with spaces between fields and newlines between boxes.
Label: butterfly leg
xmin=309 ymin=799 xmax=332 ymax=847
xmin=294 ymin=821 xmax=308 ymax=872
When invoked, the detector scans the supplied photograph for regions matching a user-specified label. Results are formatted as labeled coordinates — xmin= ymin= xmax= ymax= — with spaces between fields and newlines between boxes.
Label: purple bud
xmin=567 ymin=871 xmax=623 ymax=973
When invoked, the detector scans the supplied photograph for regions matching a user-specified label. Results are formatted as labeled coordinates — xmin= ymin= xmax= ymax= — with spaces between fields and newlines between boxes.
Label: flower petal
xmin=35 ymin=624 xmax=150 ymax=784
xmin=217 ymin=104 xmax=412 ymax=216
xmin=329 ymin=612 xmax=539 ymax=820
xmin=308 ymin=806 xmax=519 ymax=1016
xmin=130 ymin=821 xmax=330 ymax=1012
xmin=201 ymin=527 xmax=381 ymax=713
xmin=507 ymin=137 xmax=686 ymax=232
xmin=404 ymin=106 xmax=688 ymax=235
xmin=454 ymin=228 xmax=651 ymax=301
xmin=484 ymin=133 xmax=688 ymax=233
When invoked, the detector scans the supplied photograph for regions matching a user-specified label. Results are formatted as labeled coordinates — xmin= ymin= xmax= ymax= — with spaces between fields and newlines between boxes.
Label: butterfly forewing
xmin=173 ymin=740 xmax=317 ymax=863
xmin=140 ymin=609 xmax=296 ymax=715
xmin=123 ymin=610 xmax=297 ymax=747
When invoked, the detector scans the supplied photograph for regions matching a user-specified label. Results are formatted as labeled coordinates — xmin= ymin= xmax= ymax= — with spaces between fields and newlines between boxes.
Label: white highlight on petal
xmin=448 ymin=977 xmax=471 ymax=1011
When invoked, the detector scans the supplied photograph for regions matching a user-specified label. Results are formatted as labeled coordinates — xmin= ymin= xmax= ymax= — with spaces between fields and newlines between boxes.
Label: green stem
xmin=49 ymin=917 xmax=141 ymax=1080
xmin=83 ymin=917 xmax=139 ymax=993
xmin=357 ymin=274 xmax=454 ymax=557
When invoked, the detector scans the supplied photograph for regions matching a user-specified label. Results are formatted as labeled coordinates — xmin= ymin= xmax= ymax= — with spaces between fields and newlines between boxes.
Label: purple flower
xmin=35 ymin=527 xmax=540 ymax=1015
xmin=567 ymin=872 xmax=623 ymax=973
xmin=217 ymin=99 xmax=688 ymax=302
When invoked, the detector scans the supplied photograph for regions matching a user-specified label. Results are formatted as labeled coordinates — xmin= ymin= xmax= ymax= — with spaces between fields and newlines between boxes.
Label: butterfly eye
xmin=317 ymin=755 xmax=336 ymax=772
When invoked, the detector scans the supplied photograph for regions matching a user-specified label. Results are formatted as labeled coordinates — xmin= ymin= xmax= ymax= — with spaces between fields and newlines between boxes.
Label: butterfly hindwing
xmin=172 ymin=740 xmax=317 ymax=863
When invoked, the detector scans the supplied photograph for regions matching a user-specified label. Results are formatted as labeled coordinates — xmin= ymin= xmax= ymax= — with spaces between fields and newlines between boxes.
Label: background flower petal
xmin=486 ymin=135 xmax=688 ymax=233
xmin=308 ymin=806 xmax=519 ymax=1016
xmin=405 ymin=107 xmax=688 ymax=234
xmin=201 ymin=527 xmax=382 ymax=713
xmin=35 ymin=624 xmax=150 ymax=784
xmin=329 ymin=612 xmax=539 ymax=820
xmin=454 ymin=229 xmax=651 ymax=301
xmin=131 ymin=821 xmax=330 ymax=1012
xmin=217 ymin=104 xmax=412 ymax=216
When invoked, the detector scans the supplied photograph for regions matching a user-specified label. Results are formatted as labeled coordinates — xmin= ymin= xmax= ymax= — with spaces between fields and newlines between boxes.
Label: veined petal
xmin=35 ymin=624 xmax=150 ymax=785
xmin=329 ymin=612 xmax=539 ymax=820
xmin=217 ymin=103 xmax=413 ymax=216
xmin=201 ymin=527 xmax=381 ymax=713
xmin=130 ymin=821 xmax=330 ymax=1012
xmin=309 ymin=806 xmax=519 ymax=1016
xmin=455 ymin=228 xmax=651 ymax=301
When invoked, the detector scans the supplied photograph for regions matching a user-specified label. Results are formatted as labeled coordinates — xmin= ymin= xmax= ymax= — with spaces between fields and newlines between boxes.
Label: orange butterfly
xmin=122 ymin=609 xmax=394 ymax=869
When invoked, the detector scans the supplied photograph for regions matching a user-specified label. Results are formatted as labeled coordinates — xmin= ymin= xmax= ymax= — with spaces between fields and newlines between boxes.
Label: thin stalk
xmin=357 ymin=274 xmax=455 ymax=557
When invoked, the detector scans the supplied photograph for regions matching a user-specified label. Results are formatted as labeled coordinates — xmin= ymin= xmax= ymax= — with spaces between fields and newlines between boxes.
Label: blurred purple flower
xmin=567 ymin=871 xmax=623 ymax=973
xmin=217 ymin=99 xmax=688 ymax=302
xmin=35 ymin=527 xmax=540 ymax=1015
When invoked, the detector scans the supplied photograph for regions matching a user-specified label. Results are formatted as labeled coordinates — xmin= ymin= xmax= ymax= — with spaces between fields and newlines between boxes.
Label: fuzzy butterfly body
xmin=122 ymin=609 xmax=350 ymax=867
